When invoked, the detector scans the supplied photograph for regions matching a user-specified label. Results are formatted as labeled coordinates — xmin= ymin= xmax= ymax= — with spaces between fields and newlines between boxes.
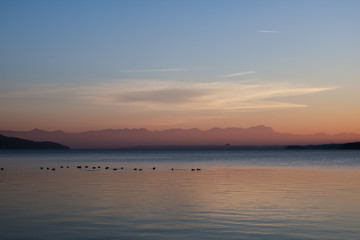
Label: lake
xmin=0 ymin=150 xmax=359 ymax=240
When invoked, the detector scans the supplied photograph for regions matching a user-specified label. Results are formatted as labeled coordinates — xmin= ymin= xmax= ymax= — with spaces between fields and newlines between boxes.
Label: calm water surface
xmin=0 ymin=150 xmax=359 ymax=240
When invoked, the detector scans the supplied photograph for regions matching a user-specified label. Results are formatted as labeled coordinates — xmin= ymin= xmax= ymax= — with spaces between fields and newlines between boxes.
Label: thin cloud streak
xmin=220 ymin=71 xmax=255 ymax=78
xmin=118 ymin=88 xmax=210 ymax=104
xmin=258 ymin=30 xmax=281 ymax=33
xmin=120 ymin=68 xmax=189 ymax=73
xmin=224 ymin=102 xmax=307 ymax=110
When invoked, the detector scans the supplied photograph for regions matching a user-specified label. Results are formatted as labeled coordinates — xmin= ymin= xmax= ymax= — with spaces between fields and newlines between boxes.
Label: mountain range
xmin=1 ymin=125 xmax=359 ymax=149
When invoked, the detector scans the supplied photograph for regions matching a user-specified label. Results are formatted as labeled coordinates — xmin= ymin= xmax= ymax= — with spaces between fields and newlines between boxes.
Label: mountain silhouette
xmin=0 ymin=125 xmax=359 ymax=149
xmin=286 ymin=142 xmax=360 ymax=150
xmin=0 ymin=134 xmax=69 ymax=149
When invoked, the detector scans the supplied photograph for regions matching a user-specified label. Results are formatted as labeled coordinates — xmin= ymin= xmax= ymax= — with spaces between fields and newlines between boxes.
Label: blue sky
xmin=1 ymin=0 xmax=360 ymax=133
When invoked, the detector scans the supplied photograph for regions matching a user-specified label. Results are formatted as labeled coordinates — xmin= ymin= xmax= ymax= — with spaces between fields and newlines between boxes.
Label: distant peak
xmin=248 ymin=125 xmax=274 ymax=132
xmin=186 ymin=128 xmax=200 ymax=131
xmin=30 ymin=128 xmax=46 ymax=133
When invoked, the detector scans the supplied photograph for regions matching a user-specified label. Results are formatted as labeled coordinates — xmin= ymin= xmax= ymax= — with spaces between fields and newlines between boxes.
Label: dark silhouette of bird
xmin=133 ymin=168 xmax=137 ymax=171
xmin=77 ymin=166 xmax=82 ymax=169
xmin=60 ymin=166 xmax=64 ymax=168
xmin=52 ymin=168 xmax=56 ymax=171
xmin=191 ymin=169 xmax=195 ymax=171
xmin=92 ymin=167 xmax=96 ymax=169
xmin=153 ymin=167 xmax=156 ymax=170
xmin=121 ymin=167 xmax=124 ymax=169
xmin=40 ymin=167 xmax=44 ymax=170
xmin=105 ymin=167 xmax=109 ymax=169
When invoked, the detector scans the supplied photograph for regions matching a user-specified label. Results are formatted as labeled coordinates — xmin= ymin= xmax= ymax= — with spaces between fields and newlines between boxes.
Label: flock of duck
xmin=35 ymin=165 xmax=202 ymax=172
xmin=0 ymin=165 xmax=202 ymax=172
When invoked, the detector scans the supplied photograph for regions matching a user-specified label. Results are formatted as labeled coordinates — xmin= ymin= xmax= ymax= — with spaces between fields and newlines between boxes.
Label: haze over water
xmin=1 ymin=150 xmax=359 ymax=240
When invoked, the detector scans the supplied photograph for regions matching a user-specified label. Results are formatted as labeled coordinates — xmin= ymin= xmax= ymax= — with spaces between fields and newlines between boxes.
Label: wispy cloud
xmin=2 ymin=81 xmax=336 ymax=114
xmin=76 ymin=81 xmax=336 ymax=112
xmin=220 ymin=71 xmax=255 ymax=78
xmin=118 ymin=88 xmax=210 ymax=104
xmin=258 ymin=30 xmax=281 ymax=33
xmin=120 ymin=68 xmax=189 ymax=73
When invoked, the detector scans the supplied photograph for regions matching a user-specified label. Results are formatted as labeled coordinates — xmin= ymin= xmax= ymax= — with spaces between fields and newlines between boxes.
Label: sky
xmin=1 ymin=0 xmax=360 ymax=134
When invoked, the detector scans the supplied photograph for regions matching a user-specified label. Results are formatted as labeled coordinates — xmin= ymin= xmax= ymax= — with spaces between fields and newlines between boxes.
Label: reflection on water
xmin=0 ymin=151 xmax=360 ymax=240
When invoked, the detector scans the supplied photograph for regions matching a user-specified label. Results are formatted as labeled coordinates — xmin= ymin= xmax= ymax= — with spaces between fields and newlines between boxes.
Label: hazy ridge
xmin=1 ymin=125 xmax=360 ymax=149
